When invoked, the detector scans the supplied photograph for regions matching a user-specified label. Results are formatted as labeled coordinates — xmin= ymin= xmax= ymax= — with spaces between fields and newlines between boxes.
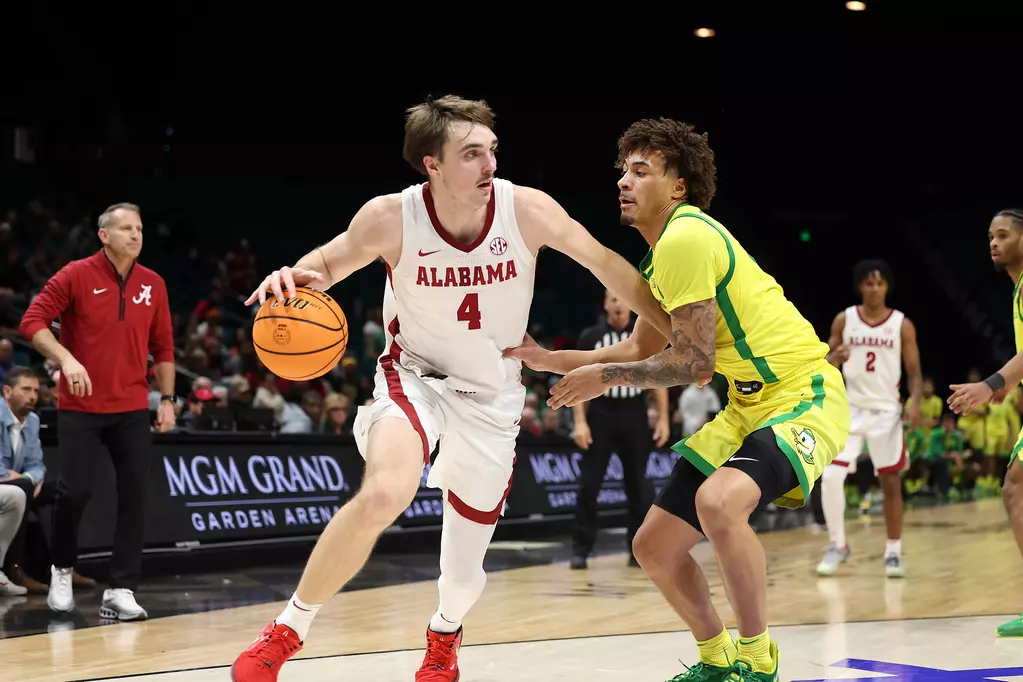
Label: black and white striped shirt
xmin=577 ymin=320 xmax=645 ymax=407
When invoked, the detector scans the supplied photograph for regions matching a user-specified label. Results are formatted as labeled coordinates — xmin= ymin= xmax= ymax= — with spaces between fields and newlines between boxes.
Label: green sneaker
xmin=996 ymin=615 xmax=1023 ymax=637
xmin=725 ymin=642 xmax=779 ymax=682
xmin=667 ymin=661 xmax=732 ymax=682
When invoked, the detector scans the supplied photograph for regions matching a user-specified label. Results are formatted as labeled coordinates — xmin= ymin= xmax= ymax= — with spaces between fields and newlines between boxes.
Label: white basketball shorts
xmin=831 ymin=405 xmax=907 ymax=474
xmin=352 ymin=360 xmax=524 ymax=525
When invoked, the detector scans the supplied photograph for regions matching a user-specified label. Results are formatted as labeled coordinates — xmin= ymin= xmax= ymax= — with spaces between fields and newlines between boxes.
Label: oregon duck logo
xmin=791 ymin=427 xmax=816 ymax=465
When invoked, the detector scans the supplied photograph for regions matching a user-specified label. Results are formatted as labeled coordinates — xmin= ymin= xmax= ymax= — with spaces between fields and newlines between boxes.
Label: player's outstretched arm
xmin=949 ymin=349 xmax=1023 ymax=415
xmin=544 ymin=213 xmax=724 ymax=409
xmin=547 ymin=300 xmax=716 ymax=409
xmin=504 ymin=317 xmax=668 ymax=375
xmin=245 ymin=194 xmax=401 ymax=305
xmin=514 ymin=186 xmax=672 ymax=341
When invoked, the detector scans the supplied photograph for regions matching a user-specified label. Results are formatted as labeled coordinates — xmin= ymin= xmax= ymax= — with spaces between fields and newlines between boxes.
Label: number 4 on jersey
xmin=457 ymin=293 xmax=482 ymax=330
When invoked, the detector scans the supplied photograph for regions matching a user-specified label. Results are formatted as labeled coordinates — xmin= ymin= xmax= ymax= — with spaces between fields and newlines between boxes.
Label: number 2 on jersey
xmin=865 ymin=351 xmax=876 ymax=372
xmin=457 ymin=293 xmax=482 ymax=330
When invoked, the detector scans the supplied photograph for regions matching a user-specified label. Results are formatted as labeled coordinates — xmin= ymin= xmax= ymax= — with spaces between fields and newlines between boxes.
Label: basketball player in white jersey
xmin=817 ymin=260 xmax=923 ymax=578
xmin=229 ymin=95 xmax=672 ymax=682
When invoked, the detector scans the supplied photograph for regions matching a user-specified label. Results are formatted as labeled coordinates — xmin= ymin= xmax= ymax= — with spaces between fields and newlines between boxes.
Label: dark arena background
xmin=2 ymin=4 xmax=1023 ymax=680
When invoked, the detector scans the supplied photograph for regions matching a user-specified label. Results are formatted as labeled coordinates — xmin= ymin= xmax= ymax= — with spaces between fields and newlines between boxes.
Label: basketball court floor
xmin=2 ymin=498 xmax=1021 ymax=681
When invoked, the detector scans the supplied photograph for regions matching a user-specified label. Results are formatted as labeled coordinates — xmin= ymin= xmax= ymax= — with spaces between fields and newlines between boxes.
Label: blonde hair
xmin=320 ymin=392 xmax=352 ymax=431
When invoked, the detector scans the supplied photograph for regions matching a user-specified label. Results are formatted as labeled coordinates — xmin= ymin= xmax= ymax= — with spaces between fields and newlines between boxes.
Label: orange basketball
xmin=252 ymin=287 xmax=349 ymax=381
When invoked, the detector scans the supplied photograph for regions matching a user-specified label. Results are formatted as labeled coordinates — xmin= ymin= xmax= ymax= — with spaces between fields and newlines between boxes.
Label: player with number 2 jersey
xmin=817 ymin=260 xmax=923 ymax=580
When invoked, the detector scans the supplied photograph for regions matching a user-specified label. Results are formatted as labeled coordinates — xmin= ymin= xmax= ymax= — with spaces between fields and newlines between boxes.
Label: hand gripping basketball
xmin=245 ymin=266 xmax=325 ymax=306
xmin=252 ymin=286 xmax=349 ymax=380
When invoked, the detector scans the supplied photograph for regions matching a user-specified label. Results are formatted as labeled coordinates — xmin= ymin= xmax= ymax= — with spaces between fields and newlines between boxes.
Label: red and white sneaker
xmin=415 ymin=627 xmax=462 ymax=681
xmin=230 ymin=622 xmax=303 ymax=682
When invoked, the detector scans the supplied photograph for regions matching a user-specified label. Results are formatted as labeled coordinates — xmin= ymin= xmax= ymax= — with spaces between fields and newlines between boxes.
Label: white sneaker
xmin=0 ymin=570 xmax=27 ymax=596
xmin=47 ymin=566 xmax=74 ymax=612
xmin=99 ymin=588 xmax=148 ymax=621
xmin=884 ymin=553 xmax=905 ymax=579
xmin=816 ymin=544 xmax=851 ymax=576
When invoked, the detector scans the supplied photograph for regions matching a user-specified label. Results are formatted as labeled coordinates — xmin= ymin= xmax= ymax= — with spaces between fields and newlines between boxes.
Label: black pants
xmin=52 ymin=409 xmax=152 ymax=590
xmin=0 ymin=477 xmax=56 ymax=574
xmin=654 ymin=428 xmax=799 ymax=535
xmin=572 ymin=405 xmax=650 ymax=557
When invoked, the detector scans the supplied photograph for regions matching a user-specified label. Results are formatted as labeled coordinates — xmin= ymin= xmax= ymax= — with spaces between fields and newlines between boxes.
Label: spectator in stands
xmin=0 ymin=339 xmax=13 ymax=384
xmin=0 ymin=485 xmax=26 ymax=595
xmin=228 ymin=376 xmax=254 ymax=409
xmin=211 ymin=384 xmax=229 ymax=407
xmin=180 ymin=385 xmax=217 ymax=430
xmin=25 ymin=246 xmax=54 ymax=292
xmin=926 ymin=412 xmax=968 ymax=503
xmin=0 ymin=248 xmax=29 ymax=298
xmin=280 ymin=390 xmax=323 ymax=433
xmin=19 ymin=202 xmax=176 ymax=621
xmin=226 ymin=329 xmax=259 ymax=380
xmin=540 ymin=408 xmax=571 ymax=443
xmin=518 ymin=406 xmax=541 ymax=441
xmin=318 ymin=393 xmax=352 ymax=436
xmin=0 ymin=366 xmax=72 ymax=593
xmin=679 ymin=383 xmax=722 ymax=437
xmin=253 ymin=371 xmax=286 ymax=426
xmin=224 ymin=238 xmax=258 ymax=297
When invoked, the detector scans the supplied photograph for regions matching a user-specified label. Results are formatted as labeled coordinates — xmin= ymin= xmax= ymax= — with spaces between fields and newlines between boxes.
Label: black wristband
xmin=160 ymin=394 xmax=176 ymax=404
xmin=984 ymin=372 xmax=1006 ymax=391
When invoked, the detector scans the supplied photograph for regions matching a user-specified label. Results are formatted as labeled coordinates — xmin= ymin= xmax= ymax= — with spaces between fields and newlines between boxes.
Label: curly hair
xmin=616 ymin=118 xmax=718 ymax=209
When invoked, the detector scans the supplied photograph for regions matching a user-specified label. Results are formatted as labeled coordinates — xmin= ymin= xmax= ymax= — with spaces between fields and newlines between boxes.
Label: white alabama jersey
xmin=841 ymin=305 xmax=905 ymax=411
xmin=380 ymin=178 xmax=536 ymax=394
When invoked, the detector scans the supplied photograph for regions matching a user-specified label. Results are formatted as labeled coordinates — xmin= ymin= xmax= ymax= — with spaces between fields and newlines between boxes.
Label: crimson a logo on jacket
xmin=19 ymin=249 xmax=175 ymax=414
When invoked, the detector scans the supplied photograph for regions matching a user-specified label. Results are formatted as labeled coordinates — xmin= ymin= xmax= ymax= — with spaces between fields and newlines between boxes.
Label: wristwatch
xmin=160 ymin=394 xmax=177 ymax=406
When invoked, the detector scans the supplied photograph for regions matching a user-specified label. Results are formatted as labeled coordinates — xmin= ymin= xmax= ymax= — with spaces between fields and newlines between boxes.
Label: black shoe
xmin=570 ymin=555 xmax=587 ymax=570
xmin=627 ymin=553 xmax=639 ymax=568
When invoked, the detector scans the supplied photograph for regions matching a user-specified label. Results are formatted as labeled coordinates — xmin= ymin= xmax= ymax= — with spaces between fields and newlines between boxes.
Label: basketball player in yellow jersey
xmin=948 ymin=208 xmax=1023 ymax=637
xmin=508 ymin=119 xmax=849 ymax=682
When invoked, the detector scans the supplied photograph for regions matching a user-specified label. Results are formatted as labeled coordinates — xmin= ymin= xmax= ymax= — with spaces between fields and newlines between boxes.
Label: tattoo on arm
xmin=600 ymin=298 xmax=716 ymax=389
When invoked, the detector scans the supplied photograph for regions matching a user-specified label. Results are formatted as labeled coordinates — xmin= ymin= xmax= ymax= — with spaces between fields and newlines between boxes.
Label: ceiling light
xmin=695 ymin=28 xmax=716 ymax=38
xmin=846 ymin=1 xmax=866 ymax=10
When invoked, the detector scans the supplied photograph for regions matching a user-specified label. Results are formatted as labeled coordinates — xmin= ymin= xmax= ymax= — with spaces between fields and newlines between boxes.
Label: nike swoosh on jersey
xmin=93 ymin=288 xmax=108 ymax=294
xmin=418 ymin=249 xmax=441 ymax=257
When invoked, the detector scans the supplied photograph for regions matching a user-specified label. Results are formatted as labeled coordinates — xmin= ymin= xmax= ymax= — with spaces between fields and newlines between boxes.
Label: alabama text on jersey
xmin=380 ymin=178 xmax=536 ymax=393
xmin=841 ymin=305 xmax=905 ymax=411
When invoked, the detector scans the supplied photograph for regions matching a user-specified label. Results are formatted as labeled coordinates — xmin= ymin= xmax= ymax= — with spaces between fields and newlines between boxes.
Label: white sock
xmin=821 ymin=465 xmax=848 ymax=549
xmin=429 ymin=610 xmax=462 ymax=634
xmin=431 ymin=500 xmax=498 ymax=633
xmin=885 ymin=539 xmax=902 ymax=558
xmin=277 ymin=593 xmax=322 ymax=641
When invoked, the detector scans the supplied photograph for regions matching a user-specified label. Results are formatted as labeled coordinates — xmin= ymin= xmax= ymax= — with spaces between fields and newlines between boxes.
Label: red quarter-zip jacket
xmin=19 ymin=249 xmax=175 ymax=414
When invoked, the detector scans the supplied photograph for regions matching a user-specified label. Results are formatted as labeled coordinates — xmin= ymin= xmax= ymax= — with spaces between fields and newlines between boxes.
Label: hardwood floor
xmin=3 ymin=498 xmax=1020 ymax=681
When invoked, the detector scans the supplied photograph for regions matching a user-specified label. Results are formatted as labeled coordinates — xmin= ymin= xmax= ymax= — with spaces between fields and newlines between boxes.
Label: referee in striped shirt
xmin=570 ymin=289 xmax=669 ymax=569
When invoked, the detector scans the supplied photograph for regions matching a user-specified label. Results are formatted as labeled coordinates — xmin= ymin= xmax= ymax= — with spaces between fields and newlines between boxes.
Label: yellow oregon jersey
xmin=1009 ymin=278 xmax=1023 ymax=465
xmin=641 ymin=204 xmax=850 ymax=508
xmin=906 ymin=394 xmax=944 ymax=439
xmin=639 ymin=203 xmax=830 ymax=385
xmin=1015 ymin=276 xmax=1023 ymax=376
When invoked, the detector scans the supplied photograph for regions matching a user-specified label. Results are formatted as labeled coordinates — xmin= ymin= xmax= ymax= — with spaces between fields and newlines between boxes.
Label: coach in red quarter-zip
xmin=19 ymin=202 xmax=175 ymax=622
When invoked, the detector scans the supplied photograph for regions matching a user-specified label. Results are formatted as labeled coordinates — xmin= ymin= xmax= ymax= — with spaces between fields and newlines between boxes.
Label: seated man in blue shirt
xmin=0 ymin=366 xmax=94 ymax=593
